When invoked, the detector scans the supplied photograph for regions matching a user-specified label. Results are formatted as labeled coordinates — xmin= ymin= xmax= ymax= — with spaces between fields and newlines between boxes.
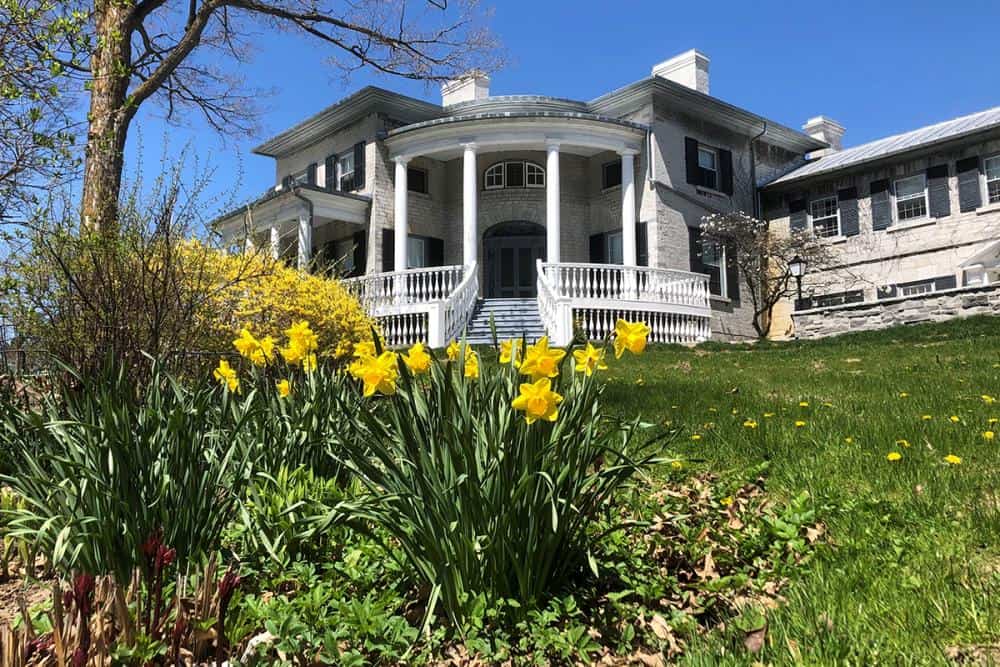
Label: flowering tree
xmin=700 ymin=211 xmax=834 ymax=338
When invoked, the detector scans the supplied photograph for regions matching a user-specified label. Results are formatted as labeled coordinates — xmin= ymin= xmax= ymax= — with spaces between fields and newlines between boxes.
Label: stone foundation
xmin=791 ymin=284 xmax=1000 ymax=339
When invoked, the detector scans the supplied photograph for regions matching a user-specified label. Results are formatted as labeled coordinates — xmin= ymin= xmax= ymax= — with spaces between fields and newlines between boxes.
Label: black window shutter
xmin=956 ymin=156 xmax=982 ymax=212
xmin=684 ymin=137 xmax=700 ymax=186
xmin=725 ymin=244 xmax=740 ymax=302
xmin=636 ymin=222 xmax=649 ymax=266
xmin=837 ymin=187 xmax=860 ymax=236
xmin=307 ymin=162 xmax=317 ymax=186
xmin=353 ymin=142 xmax=366 ymax=190
xmin=427 ymin=236 xmax=444 ymax=267
xmin=325 ymin=156 xmax=336 ymax=192
xmin=788 ymin=199 xmax=807 ymax=232
xmin=870 ymin=179 xmax=892 ymax=231
xmin=589 ymin=232 xmax=607 ymax=263
xmin=381 ymin=227 xmax=394 ymax=272
xmin=926 ymin=165 xmax=951 ymax=218
xmin=718 ymin=148 xmax=734 ymax=195
xmin=352 ymin=229 xmax=367 ymax=276
xmin=687 ymin=226 xmax=706 ymax=273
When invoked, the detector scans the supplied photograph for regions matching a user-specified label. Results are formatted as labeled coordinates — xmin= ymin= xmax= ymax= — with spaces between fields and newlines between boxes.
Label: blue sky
xmin=124 ymin=0 xmax=1000 ymax=221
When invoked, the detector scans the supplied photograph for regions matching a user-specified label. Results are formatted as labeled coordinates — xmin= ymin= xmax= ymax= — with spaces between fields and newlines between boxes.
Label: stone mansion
xmin=214 ymin=49 xmax=1000 ymax=346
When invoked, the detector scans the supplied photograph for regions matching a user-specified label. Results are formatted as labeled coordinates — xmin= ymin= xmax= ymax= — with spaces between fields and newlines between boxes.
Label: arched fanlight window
xmin=483 ymin=161 xmax=545 ymax=190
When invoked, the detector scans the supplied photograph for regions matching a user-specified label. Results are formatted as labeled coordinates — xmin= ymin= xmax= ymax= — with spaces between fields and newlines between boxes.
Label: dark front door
xmin=483 ymin=222 xmax=546 ymax=298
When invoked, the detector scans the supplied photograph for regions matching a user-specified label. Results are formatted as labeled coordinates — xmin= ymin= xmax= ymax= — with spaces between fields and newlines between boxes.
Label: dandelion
xmin=988 ymin=418 xmax=998 ymax=425
xmin=763 ymin=412 xmax=775 ymax=418
xmin=691 ymin=434 xmax=702 ymax=441
xmin=743 ymin=419 xmax=758 ymax=429
xmin=984 ymin=431 xmax=996 ymax=441
xmin=921 ymin=415 xmax=932 ymax=421
xmin=799 ymin=401 xmax=809 ymax=407
xmin=520 ymin=336 xmax=566 ymax=380
xmin=635 ymin=377 xmax=645 ymax=385
xmin=895 ymin=439 xmax=911 ymax=448
xmin=348 ymin=351 xmax=399 ymax=397
xmin=402 ymin=342 xmax=432 ymax=374
xmin=950 ymin=415 xmax=961 ymax=423
xmin=708 ymin=407 xmax=718 ymax=413
xmin=720 ymin=496 xmax=734 ymax=507
xmin=613 ymin=319 xmax=651 ymax=359
xmin=276 ymin=379 xmax=291 ymax=398
xmin=500 ymin=339 xmax=523 ymax=365
xmin=886 ymin=451 xmax=902 ymax=462
xmin=795 ymin=420 xmax=807 ymax=428
xmin=213 ymin=359 xmax=239 ymax=393
xmin=844 ymin=437 xmax=854 ymax=444
xmin=983 ymin=395 xmax=997 ymax=405
xmin=511 ymin=377 xmax=563 ymax=424
xmin=944 ymin=454 xmax=962 ymax=465
xmin=671 ymin=460 xmax=683 ymax=470
xmin=898 ymin=392 xmax=909 ymax=398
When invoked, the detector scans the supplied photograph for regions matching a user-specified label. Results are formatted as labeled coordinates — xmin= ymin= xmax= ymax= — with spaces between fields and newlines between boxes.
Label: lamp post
xmin=789 ymin=255 xmax=806 ymax=307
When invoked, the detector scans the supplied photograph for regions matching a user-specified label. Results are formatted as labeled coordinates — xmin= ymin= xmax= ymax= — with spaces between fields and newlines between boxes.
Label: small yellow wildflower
xmin=983 ymin=395 xmax=997 ymax=405
xmin=720 ymin=496 xmax=734 ymax=507
xmin=950 ymin=415 xmax=961 ymax=423
xmin=988 ymin=418 xmax=999 ymax=425
xmin=822 ymin=402 xmax=833 ymax=408
xmin=886 ymin=451 xmax=902 ymax=462
xmin=743 ymin=419 xmax=758 ymax=429
xmin=844 ymin=437 xmax=854 ymax=444
xmin=943 ymin=454 xmax=962 ymax=465
xmin=921 ymin=415 xmax=932 ymax=421
xmin=671 ymin=460 xmax=683 ymax=470
xmin=895 ymin=439 xmax=911 ymax=448
xmin=898 ymin=392 xmax=909 ymax=398
xmin=464 ymin=351 xmax=480 ymax=379
xmin=795 ymin=420 xmax=807 ymax=428
xmin=348 ymin=351 xmax=399 ymax=397
xmin=500 ymin=339 xmax=522 ymax=365
xmin=635 ymin=377 xmax=645 ymax=385
xmin=213 ymin=359 xmax=239 ymax=393
xmin=612 ymin=319 xmax=651 ymax=359
xmin=708 ymin=407 xmax=718 ymax=413
xmin=763 ymin=412 xmax=775 ymax=418
xmin=402 ymin=342 xmax=432 ymax=374
xmin=799 ymin=401 xmax=809 ymax=407
xmin=276 ymin=379 xmax=291 ymax=398
xmin=520 ymin=336 xmax=566 ymax=380
xmin=691 ymin=434 xmax=702 ymax=441
xmin=573 ymin=343 xmax=608 ymax=377
xmin=511 ymin=377 xmax=563 ymax=424
xmin=984 ymin=431 xmax=996 ymax=441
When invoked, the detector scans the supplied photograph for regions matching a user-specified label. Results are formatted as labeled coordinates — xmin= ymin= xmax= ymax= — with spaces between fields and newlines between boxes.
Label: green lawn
xmin=604 ymin=316 xmax=1000 ymax=664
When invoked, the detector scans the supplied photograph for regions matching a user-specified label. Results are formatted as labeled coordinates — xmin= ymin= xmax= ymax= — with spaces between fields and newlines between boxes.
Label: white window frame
xmin=701 ymin=239 xmax=727 ymax=297
xmin=525 ymin=162 xmax=545 ymax=188
xmin=900 ymin=280 xmax=934 ymax=297
xmin=338 ymin=152 xmax=355 ymax=191
xmin=697 ymin=145 xmax=719 ymax=191
xmin=808 ymin=195 xmax=841 ymax=238
xmin=893 ymin=174 xmax=928 ymax=223
xmin=984 ymin=154 xmax=1000 ymax=205
xmin=483 ymin=161 xmax=545 ymax=190
xmin=484 ymin=163 xmax=505 ymax=190
xmin=606 ymin=230 xmax=623 ymax=264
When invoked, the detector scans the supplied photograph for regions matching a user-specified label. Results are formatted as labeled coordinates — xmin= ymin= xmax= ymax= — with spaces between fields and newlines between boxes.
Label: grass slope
xmin=605 ymin=316 xmax=1000 ymax=665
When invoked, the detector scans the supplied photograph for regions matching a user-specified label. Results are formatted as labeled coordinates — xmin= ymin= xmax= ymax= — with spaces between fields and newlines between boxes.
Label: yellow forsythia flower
xmin=511 ymin=377 xmax=563 ymax=424
xmin=213 ymin=359 xmax=239 ymax=393
xmin=572 ymin=343 xmax=607 ymax=377
xmin=520 ymin=336 xmax=566 ymax=380
xmin=348 ymin=351 xmax=399 ymax=397
xmin=613 ymin=319 xmax=651 ymax=359
xmin=943 ymin=454 xmax=962 ymax=465
xmin=464 ymin=350 xmax=480 ymax=379
xmin=886 ymin=451 xmax=902 ymax=461
xmin=402 ymin=342 xmax=432 ymax=374
xmin=276 ymin=379 xmax=291 ymax=397
xmin=500 ymin=339 xmax=522 ymax=365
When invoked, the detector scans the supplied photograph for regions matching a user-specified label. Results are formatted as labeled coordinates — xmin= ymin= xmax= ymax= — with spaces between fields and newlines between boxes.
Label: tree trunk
xmin=80 ymin=0 xmax=134 ymax=231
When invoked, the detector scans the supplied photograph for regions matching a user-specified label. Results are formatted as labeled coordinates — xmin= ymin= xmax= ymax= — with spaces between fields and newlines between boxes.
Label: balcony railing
xmin=537 ymin=261 xmax=712 ymax=346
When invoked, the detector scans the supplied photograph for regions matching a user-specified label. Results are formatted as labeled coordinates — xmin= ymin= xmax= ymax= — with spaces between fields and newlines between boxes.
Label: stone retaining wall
xmin=791 ymin=284 xmax=1000 ymax=339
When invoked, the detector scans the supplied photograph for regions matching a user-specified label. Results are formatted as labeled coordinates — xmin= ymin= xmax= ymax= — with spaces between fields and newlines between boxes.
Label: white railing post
xmin=426 ymin=302 xmax=445 ymax=348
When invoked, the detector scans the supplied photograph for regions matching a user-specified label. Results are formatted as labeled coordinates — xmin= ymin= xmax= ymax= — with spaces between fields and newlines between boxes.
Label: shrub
xmin=320 ymin=331 xmax=663 ymax=629
xmin=0 ymin=361 xmax=256 ymax=581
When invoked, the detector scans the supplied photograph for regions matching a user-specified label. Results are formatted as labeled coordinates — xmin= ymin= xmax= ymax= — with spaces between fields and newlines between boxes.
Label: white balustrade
xmin=536 ymin=260 xmax=712 ymax=346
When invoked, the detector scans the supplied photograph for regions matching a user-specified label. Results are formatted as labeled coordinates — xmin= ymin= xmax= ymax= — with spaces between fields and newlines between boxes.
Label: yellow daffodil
xmin=573 ymin=343 xmax=607 ymax=377
xmin=950 ymin=415 xmax=961 ymax=423
xmin=511 ymin=377 xmax=563 ymax=424
xmin=281 ymin=321 xmax=319 ymax=366
xmin=520 ymin=336 xmax=566 ymax=380
xmin=743 ymin=419 xmax=758 ymax=429
xmin=233 ymin=328 xmax=259 ymax=358
xmin=464 ymin=351 xmax=480 ymax=379
xmin=446 ymin=340 xmax=461 ymax=361
xmin=795 ymin=420 xmax=806 ymax=428
xmin=354 ymin=340 xmax=377 ymax=358
xmin=984 ymin=430 xmax=996 ymax=441
xmin=613 ymin=319 xmax=651 ymax=359
xmin=500 ymin=339 xmax=522 ymax=365
xmin=349 ymin=351 xmax=399 ymax=397
xmin=213 ymin=359 xmax=239 ymax=393
xmin=302 ymin=353 xmax=317 ymax=373
xmin=233 ymin=328 xmax=275 ymax=366
xmin=402 ymin=342 xmax=432 ymax=374
xmin=944 ymin=454 xmax=962 ymax=465
xmin=887 ymin=451 xmax=902 ymax=462
xmin=276 ymin=379 xmax=291 ymax=397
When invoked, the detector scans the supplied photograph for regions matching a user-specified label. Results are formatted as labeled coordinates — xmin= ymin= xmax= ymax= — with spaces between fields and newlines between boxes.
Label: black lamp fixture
xmin=789 ymin=255 xmax=806 ymax=303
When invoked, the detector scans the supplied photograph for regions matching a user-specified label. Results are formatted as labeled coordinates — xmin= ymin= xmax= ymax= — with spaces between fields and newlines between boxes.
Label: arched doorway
xmin=483 ymin=221 xmax=546 ymax=298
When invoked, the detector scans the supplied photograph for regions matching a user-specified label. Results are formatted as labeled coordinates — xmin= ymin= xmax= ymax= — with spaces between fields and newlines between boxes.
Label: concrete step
xmin=461 ymin=299 xmax=546 ymax=345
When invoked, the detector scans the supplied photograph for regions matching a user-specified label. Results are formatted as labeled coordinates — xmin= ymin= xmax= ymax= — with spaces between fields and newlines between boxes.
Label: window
xmin=812 ymin=290 xmax=864 ymax=309
xmin=331 ymin=237 xmax=356 ymax=275
xmin=483 ymin=161 xmax=545 ymax=190
xmin=900 ymin=280 xmax=934 ymax=297
xmin=602 ymin=160 xmax=622 ymax=190
xmin=338 ymin=152 xmax=355 ymax=191
xmin=701 ymin=240 xmax=726 ymax=297
xmin=606 ymin=231 xmax=623 ymax=264
xmin=408 ymin=167 xmax=428 ymax=194
xmin=697 ymin=146 xmax=718 ymax=191
xmin=985 ymin=155 xmax=1000 ymax=204
xmin=809 ymin=196 xmax=840 ymax=238
xmin=407 ymin=236 xmax=428 ymax=269
xmin=287 ymin=168 xmax=309 ymax=187
xmin=894 ymin=174 xmax=927 ymax=222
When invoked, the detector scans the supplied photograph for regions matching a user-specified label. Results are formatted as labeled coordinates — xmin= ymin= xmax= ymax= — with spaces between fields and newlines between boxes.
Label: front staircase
xmin=463 ymin=298 xmax=546 ymax=345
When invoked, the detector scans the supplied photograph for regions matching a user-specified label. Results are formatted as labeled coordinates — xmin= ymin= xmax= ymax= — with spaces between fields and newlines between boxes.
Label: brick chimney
xmin=441 ymin=71 xmax=490 ymax=106
xmin=652 ymin=49 xmax=710 ymax=95
xmin=802 ymin=116 xmax=846 ymax=158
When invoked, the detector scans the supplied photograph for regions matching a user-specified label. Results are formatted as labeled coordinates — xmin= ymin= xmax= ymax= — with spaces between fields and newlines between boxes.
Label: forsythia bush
xmin=182 ymin=241 xmax=372 ymax=360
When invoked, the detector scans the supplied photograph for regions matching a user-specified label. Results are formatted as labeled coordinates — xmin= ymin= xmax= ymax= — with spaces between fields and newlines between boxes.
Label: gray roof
xmin=768 ymin=106 xmax=1000 ymax=186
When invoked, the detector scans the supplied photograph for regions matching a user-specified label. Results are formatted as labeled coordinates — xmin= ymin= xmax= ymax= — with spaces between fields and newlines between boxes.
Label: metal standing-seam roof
xmin=768 ymin=106 xmax=1000 ymax=187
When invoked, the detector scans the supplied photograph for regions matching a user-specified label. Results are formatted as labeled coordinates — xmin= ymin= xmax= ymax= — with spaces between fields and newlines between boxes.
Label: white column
xmin=269 ymin=225 xmax=280 ymax=260
xmin=621 ymin=150 xmax=637 ymax=267
xmin=296 ymin=214 xmax=312 ymax=270
xmin=394 ymin=157 xmax=409 ymax=272
xmin=462 ymin=143 xmax=478 ymax=267
xmin=546 ymin=141 xmax=561 ymax=264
